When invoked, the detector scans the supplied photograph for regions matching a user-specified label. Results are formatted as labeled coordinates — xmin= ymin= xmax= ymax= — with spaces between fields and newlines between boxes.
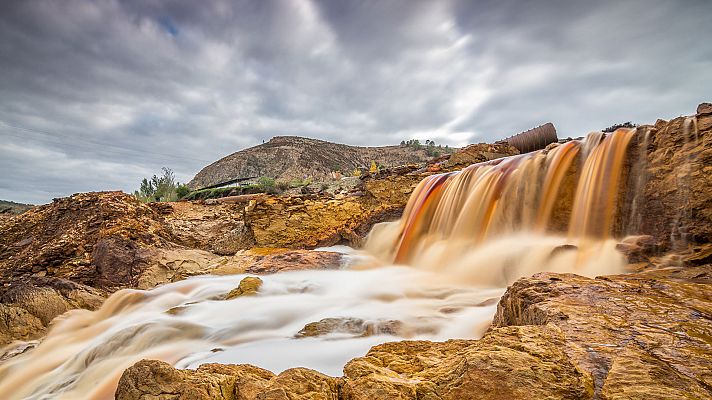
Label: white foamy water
xmin=0 ymin=262 xmax=501 ymax=399
xmin=0 ymin=236 xmax=625 ymax=400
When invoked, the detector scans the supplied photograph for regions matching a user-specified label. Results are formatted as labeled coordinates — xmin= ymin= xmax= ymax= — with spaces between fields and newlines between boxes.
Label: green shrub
xmin=176 ymin=184 xmax=190 ymax=199
xmin=288 ymin=176 xmax=314 ymax=187
xmin=258 ymin=176 xmax=276 ymax=188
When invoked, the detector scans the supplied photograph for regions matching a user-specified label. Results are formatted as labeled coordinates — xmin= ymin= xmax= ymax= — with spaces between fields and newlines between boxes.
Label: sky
xmin=1 ymin=0 xmax=710 ymax=204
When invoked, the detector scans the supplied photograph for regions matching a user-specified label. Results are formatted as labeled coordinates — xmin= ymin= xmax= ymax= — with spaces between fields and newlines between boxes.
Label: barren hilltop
xmin=187 ymin=136 xmax=451 ymax=189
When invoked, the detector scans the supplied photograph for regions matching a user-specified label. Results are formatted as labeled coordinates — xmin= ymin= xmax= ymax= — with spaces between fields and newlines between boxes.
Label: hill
xmin=187 ymin=136 xmax=450 ymax=189
xmin=0 ymin=200 xmax=33 ymax=215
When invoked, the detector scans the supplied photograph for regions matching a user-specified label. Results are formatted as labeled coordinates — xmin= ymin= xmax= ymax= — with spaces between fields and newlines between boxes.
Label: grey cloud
xmin=0 ymin=0 xmax=710 ymax=204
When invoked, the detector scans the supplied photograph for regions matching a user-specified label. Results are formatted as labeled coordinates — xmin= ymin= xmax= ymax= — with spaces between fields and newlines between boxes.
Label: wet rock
xmin=226 ymin=276 xmax=263 ymax=299
xmin=0 ymin=277 xmax=105 ymax=345
xmin=239 ymin=249 xmax=343 ymax=275
xmin=116 ymin=265 xmax=712 ymax=399
xmin=638 ymin=108 xmax=711 ymax=251
xmin=493 ymin=265 xmax=712 ymax=398
xmin=342 ymin=326 xmax=592 ymax=400
xmin=615 ymin=235 xmax=659 ymax=263
xmin=295 ymin=317 xmax=404 ymax=338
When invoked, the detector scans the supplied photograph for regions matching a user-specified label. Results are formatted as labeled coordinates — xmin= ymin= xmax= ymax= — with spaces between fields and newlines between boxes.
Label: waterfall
xmin=368 ymin=129 xmax=638 ymax=267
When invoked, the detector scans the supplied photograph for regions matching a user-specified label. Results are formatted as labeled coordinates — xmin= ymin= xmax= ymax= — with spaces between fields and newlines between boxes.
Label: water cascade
xmin=368 ymin=129 xmax=638 ymax=276
xmin=0 ymin=129 xmax=646 ymax=400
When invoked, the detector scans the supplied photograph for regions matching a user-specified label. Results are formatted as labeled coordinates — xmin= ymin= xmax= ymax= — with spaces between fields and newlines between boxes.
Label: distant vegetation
xmin=602 ymin=122 xmax=637 ymax=132
xmin=400 ymin=139 xmax=454 ymax=158
xmin=134 ymin=167 xmax=189 ymax=202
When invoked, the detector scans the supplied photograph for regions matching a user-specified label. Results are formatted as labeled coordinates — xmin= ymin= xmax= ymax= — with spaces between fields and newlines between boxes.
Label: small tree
xmin=134 ymin=167 xmax=181 ymax=202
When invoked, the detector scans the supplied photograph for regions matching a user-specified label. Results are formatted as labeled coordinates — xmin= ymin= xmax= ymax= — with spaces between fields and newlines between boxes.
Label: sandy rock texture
xmin=116 ymin=360 xmax=339 ymax=400
xmin=494 ymin=266 xmax=712 ymax=399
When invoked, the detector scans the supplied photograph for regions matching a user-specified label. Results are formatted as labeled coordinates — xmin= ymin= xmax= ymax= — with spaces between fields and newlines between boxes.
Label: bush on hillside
xmin=176 ymin=184 xmax=190 ymax=199
xmin=134 ymin=167 xmax=185 ymax=202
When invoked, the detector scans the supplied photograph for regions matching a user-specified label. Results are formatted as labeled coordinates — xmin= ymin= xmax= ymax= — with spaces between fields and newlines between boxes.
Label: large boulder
xmin=493 ymin=265 xmax=712 ymax=398
xmin=116 ymin=360 xmax=339 ymax=400
xmin=0 ymin=277 xmax=104 ymax=346
xmin=341 ymin=326 xmax=592 ymax=400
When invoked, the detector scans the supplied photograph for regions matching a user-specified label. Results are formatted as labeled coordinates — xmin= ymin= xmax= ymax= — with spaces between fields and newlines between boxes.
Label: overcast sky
xmin=1 ymin=0 xmax=710 ymax=204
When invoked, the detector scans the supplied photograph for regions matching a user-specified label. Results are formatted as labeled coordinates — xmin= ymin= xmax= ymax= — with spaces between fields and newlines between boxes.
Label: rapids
xmin=0 ymin=128 xmax=651 ymax=400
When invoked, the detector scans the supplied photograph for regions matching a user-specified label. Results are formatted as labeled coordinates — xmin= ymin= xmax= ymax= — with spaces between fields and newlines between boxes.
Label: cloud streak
xmin=0 ymin=0 xmax=710 ymax=203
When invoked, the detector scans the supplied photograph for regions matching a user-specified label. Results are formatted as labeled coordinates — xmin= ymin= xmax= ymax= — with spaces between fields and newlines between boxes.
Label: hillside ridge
xmin=187 ymin=135 xmax=447 ymax=189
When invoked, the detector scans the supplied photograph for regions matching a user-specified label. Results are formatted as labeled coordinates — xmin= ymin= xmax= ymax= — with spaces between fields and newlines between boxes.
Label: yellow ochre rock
xmin=225 ymin=276 xmax=263 ymax=299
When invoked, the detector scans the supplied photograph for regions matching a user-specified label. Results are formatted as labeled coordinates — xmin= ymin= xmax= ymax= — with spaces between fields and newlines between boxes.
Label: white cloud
xmin=0 ymin=0 xmax=710 ymax=204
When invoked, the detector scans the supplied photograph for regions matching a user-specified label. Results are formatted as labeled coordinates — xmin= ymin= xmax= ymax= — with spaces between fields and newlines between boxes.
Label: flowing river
xmin=0 ymin=127 xmax=652 ymax=399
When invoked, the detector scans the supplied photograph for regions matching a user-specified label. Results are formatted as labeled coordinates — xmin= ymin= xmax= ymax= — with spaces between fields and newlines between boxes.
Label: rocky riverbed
xmin=0 ymin=105 xmax=710 ymax=399
xmin=116 ymin=264 xmax=711 ymax=399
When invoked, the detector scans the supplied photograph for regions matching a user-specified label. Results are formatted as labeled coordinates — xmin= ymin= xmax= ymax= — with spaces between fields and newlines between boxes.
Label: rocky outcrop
xmin=116 ymin=264 xmax=712 ymax=400
xmin=341 ymin=326 xmax=592 ymax=400
xmin=115 ymin=360 xmax=339 ymax=400
xmin=295 ymin=318 xmax=403 ymax=338
xmin=493 ymin=265 xmax=712 ymax=398
xmin=0 ymin=192 xmax=171 ymax=289
xmin=0 ymin=190 xmax=347 ymax=344
xmin=638 ymin=106 xmax=712 ymax=251
xmin=0 ymin=277 xmax=104 ymax=346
